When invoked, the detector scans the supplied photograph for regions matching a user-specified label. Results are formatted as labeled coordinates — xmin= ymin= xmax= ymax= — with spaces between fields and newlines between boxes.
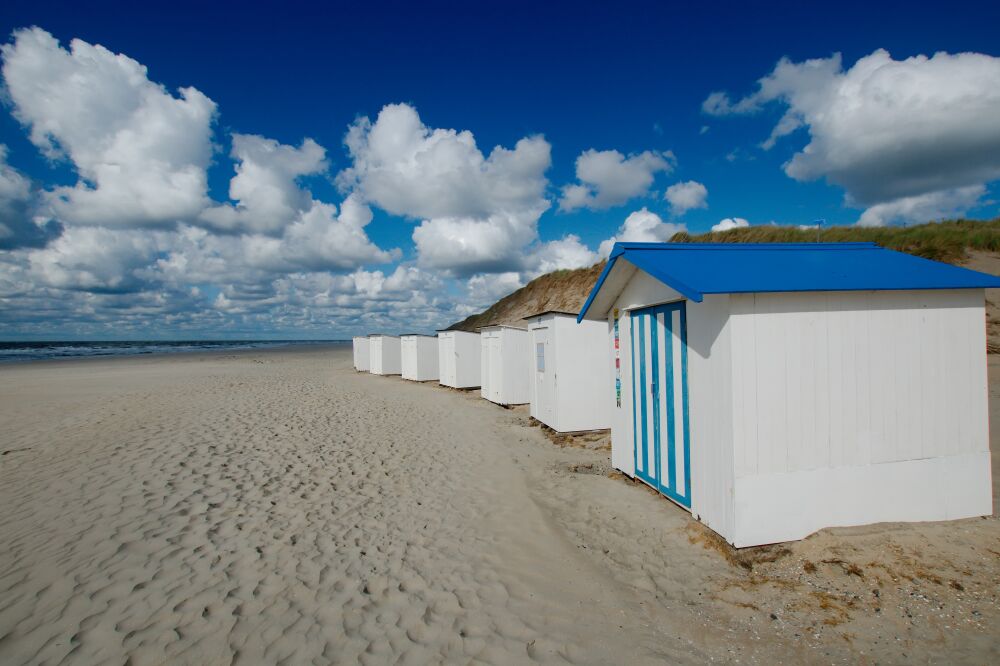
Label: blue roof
xmin=578 ymin=242 xmax=1000 ymax=321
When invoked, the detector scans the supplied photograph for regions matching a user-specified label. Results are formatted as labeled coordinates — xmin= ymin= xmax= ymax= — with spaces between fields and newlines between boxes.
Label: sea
xmin=0 ymin=340 xmax=349 ymax=363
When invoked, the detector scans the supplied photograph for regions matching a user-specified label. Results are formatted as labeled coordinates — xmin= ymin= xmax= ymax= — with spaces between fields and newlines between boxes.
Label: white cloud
xmin=704 ymin=49 xmax=1000 ymax=224
xmin=598 ymin=208 xmax=686 ymax=256
xmin=267 ymin=197 xmax=399 ymax=271
xmin=857 ymin=185 xmax=985 ymax=227
xmin=0 ymin=144 xmax=59 ymax=250
xmin=466 ymin=272 xmax=524 ymax=309
xmin=337 ymin=103 xmax=551 ymax=275
xmin=559 ymin=149 xmax=675 ymax=211
xmin=711 ymin=217 xmax=750 ymax=232
xmin=27 ymin=226 xmax=163 ymax=292
xmin=200 ymin=134 xmax=326 ymax=234
xmin=1 ymin=28 xmax=216 ymax=228
xmin=664 ymin=180 xmax=708 ymax=215
xmin=529 ymin=234 xmax=600 ymax=276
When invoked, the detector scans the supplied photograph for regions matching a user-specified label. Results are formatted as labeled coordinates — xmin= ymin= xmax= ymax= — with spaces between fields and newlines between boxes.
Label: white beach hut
xmin=368 ymin=334 xmax=401 ymax=376
xmin=437 ymin=330 xmax=481 ymax=389
xmin=479 ymin=325 xmax=530 ymax=406
xmin=579 ymin=241 xmax=1000 ymax=547
xmin=401 ymin=334 xmax=439 ymax=381
xmin=352 ymin=336 xmax=370 ymax=372
xmin=523 ymin=311 xmax=611 ymax=433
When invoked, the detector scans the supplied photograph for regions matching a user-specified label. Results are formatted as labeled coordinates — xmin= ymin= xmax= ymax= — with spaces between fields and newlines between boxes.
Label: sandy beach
xmin=1 ymin=345 xmax=998 ymax=664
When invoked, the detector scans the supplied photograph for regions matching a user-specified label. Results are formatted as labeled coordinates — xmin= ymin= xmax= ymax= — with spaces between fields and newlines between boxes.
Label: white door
xmin=480 ymin=335 xmax=491 ymax=398
xmin=489 ymin=337 xmax=503 ymax=402
xmin=445 ymin=338 xmax=457 ymax=384
xmin=532 ymin=327 xmax=554 ymax=423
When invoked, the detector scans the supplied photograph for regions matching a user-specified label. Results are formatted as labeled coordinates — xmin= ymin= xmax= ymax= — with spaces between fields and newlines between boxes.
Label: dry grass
xmin=447 ymin=261 xmax=606 ymax=331
xmin=673 ymin=216 xmax=1000 ymax=264
xmin=685 ymin=522 xmax=792 ymax=571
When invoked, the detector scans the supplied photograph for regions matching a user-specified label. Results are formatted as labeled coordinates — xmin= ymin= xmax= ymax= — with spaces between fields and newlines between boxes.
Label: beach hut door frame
xmin=531 ymin=326 xmax=555 ymax=423
xmin=630 ymin=301 xmax=692 ymax=509
xmin=488 ymin=335 xmax=502 ymax=403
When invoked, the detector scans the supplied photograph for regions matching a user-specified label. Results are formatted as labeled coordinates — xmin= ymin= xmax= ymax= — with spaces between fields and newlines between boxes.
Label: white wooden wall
xmin=729 ymin=289 xmax=989 ymax=475
xmin=438 ymin=331 xmax=481 ymax=388
xmin=401 ymin=336 xmax=439 ymax=381
xmin=526 ymin=315 xmax=610 ymax=433
xmin=369 ymin=336 xmax=401 ymax=376
xmin=480 ymin=328 xmax=530 ymax=405
xmin=553 ymin=315 xmax=611 ymax=432
xmin=728 ymin=289 xmax=992 ymax=546
xmin=353 ymin=337 xmax=369 ymax=372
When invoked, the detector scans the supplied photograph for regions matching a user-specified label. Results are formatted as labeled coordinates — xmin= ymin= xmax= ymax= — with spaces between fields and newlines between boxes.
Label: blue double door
xmin=630 ymin=301 xmax=692 ymax=508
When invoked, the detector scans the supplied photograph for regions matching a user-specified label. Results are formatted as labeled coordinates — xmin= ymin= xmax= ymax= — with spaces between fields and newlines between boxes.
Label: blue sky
xmin=1 ymin=1 xmax=999 ymax=338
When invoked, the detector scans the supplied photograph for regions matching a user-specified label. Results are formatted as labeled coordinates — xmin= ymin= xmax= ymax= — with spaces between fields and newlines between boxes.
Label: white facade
xmin=401 ymin=335 xmax=439 ymax=381
xmin=599 ymin=265 xmax=992 ymax=547
xmin=438 ymin=330 xmax=481 ymax=388
xmin=368 ymin=335 xmax=401 ymax=376
xmin=480 ymin=326 xmax=530 ymax=406
xmin=352 ymin=336 xmax=370 ymax=372
xmin=525 ymin=313 xmax=611 ymax=433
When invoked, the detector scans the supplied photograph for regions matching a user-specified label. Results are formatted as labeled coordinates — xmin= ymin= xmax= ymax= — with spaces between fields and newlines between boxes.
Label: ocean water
xmin=0 ymin=340 xmax=348 ymax=363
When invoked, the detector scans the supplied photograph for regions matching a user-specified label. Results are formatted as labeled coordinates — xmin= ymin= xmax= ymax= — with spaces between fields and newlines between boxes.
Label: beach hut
xmin=479 ymin=325 xmax=530 ymax=405
xmin=523 ymin=311 xmax=611 ymax=433
xmin=401 ymin=334 xmax=439 ymax=381
xmin=368 ymin=334 xmax=401 ymax=376
xmin=578 ymin=241 xmax=1000 ymax=547
xmin=352 ymin=336 xmax=370 ymax=372
xmin=437 ymin=330 xmax=481 ymax=388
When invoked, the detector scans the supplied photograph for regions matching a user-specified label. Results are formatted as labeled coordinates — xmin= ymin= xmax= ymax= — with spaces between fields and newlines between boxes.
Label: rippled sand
xmin=1 ymin=346 xmax=998 ymax=664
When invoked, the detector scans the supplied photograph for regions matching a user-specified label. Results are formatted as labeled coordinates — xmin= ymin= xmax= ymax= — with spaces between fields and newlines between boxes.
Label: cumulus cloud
xmin=559 ymin=149 xmax=675 ymax=211
xmin=711 ymin=217 xmax=750 ymax=232
xmin=465 ymin=272 xmax=524 ymax=309
xmin=857 ymin=185 xmax=986 ymax=227
xmin=200 ymin=135 xmax=327 ymax=234
xmin=529 ymin=234 xmax=599 ymax=277
xmin=704 ymin=49 xmax=1000 ymax=224
xmin=2 ymin=27 xmax=216 ymax=228
xmin=27 ymin=226 xmax=163 ymax=293
xmin=0 ymin=144 xmax=60 ymax=250
xmin=664 ymin=180 xmax=708 ymax=215
xmin=0 ymin=31 xmax=602 ymax=337
xmin=337 ymin=103 xmax=552 ymax=275
xmin=598 ymin=208 xmax=686 ymax=256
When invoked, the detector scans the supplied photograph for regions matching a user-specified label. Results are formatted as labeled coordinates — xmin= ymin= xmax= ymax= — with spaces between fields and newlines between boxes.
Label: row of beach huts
xmin=353 ymin=241 xmax=1000 ymax=547
xmin=355 ymin=311 xmax=611 ymax=434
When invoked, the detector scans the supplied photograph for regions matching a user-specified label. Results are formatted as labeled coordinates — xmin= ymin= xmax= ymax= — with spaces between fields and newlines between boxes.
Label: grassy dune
xmin=673 ymin=217 xmax=1000 ymax=263
xmin=448 ymin=217 xmax=1000 ymax=331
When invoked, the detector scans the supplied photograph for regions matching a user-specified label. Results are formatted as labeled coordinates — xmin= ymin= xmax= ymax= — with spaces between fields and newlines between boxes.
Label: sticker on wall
xmin=613 ymin=308 xmax=621 ymax=407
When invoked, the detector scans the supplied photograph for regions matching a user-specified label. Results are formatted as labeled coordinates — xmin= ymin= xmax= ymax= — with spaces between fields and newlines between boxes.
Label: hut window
xmin=536 ymin=342 xmax=545 ymax=372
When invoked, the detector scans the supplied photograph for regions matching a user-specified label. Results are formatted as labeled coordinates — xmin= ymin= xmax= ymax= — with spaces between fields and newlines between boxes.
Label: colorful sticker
xmin=613 ymin=308 xmax=621 ymax=407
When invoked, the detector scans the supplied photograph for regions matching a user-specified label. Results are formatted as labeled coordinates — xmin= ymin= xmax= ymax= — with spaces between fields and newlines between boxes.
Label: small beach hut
xmin=479 ymin=325 xmax=530 ymax=405
xmin=368 ymin=334 xmax=401 ymax=376
xmin=401 ymin=334 xmax=439 ymax=381
xmin=578 ymin=241 xmax=1000 ymax=547
xmin=523 ymin=311 xmax=611 ymax=433
xmin=437 ymin=330 xmax=481 ymax=388
xmin=352 ymin=336 xmax=370 ymax=372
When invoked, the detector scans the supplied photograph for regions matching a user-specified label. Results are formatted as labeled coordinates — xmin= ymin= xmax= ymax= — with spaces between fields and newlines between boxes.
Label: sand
xmin=1 ymin=346 xmax=998 ymax=664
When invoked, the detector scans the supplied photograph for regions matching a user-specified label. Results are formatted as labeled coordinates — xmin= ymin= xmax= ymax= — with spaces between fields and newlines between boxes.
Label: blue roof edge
xmin=576 ymin=246 xmax=622 ymax=322
xmin=576 ymin=241 xmax=1000 ymax=323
